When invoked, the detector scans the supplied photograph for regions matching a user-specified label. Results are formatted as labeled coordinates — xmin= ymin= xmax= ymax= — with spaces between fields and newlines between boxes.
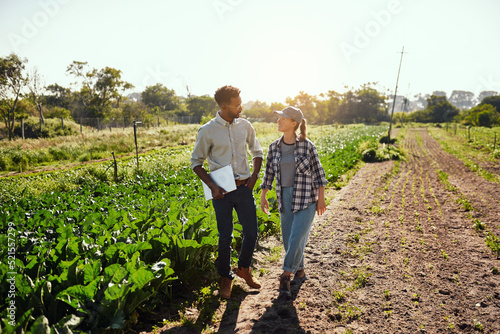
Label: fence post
xmin=112 ymin=151 xmax=118 ymax=182
xmin=22 ymin=118 xmax=25 ymax=140
xmin=61 ymin=117 xmax=64 ymax=130
xmin=133 ymin=121 xmax=142 ymax=171
xmin=123 ymin=117 xmax=125 ymax=131
xmin=80 ymin=118 xmax=83 ymax=134
xmin=40 ymin=117 xmax=42 ymax=133
xmin=468 ymin=126 xmax=471 ymax=141
xmin=97 ymin=118 xmax=100 ymax=132
xmin=494 ymin=132 xmax=497 ymax=151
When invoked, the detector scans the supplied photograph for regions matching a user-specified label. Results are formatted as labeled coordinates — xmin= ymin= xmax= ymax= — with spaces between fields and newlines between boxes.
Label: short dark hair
xmin=214 ymin=85 xmax=240 ymax=106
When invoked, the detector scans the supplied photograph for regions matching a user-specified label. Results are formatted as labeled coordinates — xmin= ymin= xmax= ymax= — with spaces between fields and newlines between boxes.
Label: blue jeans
xmin=280 ymin=186 xmax=316 ymax=273
xmin=212 ymin=185 xmax=259 ymax=279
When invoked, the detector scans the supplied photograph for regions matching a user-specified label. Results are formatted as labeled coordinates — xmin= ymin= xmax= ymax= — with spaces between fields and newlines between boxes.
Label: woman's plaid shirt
xmin=261 ymin=136 xmax=327 ymax=213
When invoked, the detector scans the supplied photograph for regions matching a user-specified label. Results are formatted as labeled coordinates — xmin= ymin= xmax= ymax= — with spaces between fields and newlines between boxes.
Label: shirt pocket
xmin=295 ymin=155 xmax=311 ymax=174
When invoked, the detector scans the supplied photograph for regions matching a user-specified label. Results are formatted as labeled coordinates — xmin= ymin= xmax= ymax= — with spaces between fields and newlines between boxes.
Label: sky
xmin=1 ymin=0 xmax=499 ymax=104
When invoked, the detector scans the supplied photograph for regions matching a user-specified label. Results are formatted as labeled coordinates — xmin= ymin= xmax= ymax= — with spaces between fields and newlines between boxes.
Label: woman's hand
xmin=316 ymin=198 xmax=326 ymax=215
xmin=260 ymin=189 xmax=270 ymax=215
xmin=316 ymin=186 xmax=326 ymax=215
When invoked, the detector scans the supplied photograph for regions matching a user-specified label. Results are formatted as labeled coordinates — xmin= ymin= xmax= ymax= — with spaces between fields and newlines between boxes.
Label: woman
xmin=260 ymin=106 xmax=327 ymax=300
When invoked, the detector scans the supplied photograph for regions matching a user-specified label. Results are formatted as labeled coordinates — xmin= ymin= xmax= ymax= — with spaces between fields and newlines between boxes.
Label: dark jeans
xmin=212 ymin=185 xmax=259 ymax=279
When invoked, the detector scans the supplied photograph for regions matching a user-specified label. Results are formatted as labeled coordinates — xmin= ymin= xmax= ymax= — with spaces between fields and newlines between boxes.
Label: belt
xmin=235 ymin=178 xmax=248 ymax=186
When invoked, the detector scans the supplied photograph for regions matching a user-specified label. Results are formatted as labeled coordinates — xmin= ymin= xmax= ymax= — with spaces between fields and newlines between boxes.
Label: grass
xmin=428 ymin=126 xmax=500 ymax=185
xmin=0 ymin=123 xmax=201 ymax=174
xmin=264 ymin=246 xmax=283 ymax=263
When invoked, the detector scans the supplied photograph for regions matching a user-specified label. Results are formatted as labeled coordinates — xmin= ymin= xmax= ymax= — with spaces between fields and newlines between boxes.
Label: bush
xmin=362 ymin=148 xmax=377 ymax=162
xmin=10 ymin=150 xmax=29 ymax=172
xmin=379 ymin=135 xmax=397 ymax=144
xmin=362 ymin=144 xmax=405 ymax=163
xmin=0 ymin=155 xmax=8 ymax=171
xmin=13 ymin=117 xmax=79 ymax=139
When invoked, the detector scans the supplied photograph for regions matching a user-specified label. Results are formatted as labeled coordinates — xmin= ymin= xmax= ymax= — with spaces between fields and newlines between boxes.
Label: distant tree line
xmin=0 ymin=54 xmax=218 ymax=140
xmin=1 ymin=53 xmax=499 ymax=140
xmin=393 ymin=94 xmax=500 ymax=127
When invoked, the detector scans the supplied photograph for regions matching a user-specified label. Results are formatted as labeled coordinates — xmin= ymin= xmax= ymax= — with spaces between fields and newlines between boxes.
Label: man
xmin=191 ymin=85 xmax=263 ymax=299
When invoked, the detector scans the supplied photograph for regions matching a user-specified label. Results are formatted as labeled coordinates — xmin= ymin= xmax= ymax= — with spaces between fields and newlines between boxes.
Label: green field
xmin=1 ymin=123 xmax=391 ymax=333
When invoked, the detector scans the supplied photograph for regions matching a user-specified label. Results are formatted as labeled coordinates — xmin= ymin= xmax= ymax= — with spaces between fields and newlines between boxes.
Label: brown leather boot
xmin=278 ymin=273 xmax=291 ymax=300
xmin=291 ymin=269 xmax=307 ymax=285
xmin=236 ymin=267 xmax=262 ymax=289
xmin=220 ymin=277 xmax=232 ymax=299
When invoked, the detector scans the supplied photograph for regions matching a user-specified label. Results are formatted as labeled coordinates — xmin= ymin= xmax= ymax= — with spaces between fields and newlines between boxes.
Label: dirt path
xmin=146 ymin=127 xmax=500 ymax=334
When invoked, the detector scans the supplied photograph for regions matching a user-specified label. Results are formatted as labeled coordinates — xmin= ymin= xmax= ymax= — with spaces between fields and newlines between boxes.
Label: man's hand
xmin=211 ymin=185 xmax=227 ymax=200
xmin=244 ymin=174 xmax=259 ymax=189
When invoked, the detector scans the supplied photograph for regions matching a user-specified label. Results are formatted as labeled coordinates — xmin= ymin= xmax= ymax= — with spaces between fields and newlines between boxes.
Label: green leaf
xmin=104 ymin=282 xmax=130 ymax=301
xmin=83 ymin=260 xmax=102 ymax=284
xmin=56 ymin=277 xmax=100 ymax=310
xmin=129 ymin=267 xmax=155 ymax=291
xmin=103 ymin=264 xmax=128 ymax=284
xmin=54 ymin=314 xmax=83 ymax=332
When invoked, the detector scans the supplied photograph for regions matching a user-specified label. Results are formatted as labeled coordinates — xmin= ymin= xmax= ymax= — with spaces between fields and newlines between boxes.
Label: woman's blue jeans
xmin=280 ymin=186 xmax=316 ymax=273
xmin=212 ymin=185 xmax=258 ymax=279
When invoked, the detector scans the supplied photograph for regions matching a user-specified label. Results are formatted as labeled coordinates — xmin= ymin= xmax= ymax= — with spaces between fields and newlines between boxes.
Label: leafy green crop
xmin=0 ymin=124 xmax=386 ymax=332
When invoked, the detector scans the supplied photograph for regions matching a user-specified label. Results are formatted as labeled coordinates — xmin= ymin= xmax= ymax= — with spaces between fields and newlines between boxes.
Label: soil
xmin=135 ymin=127 xmax=500 ymax=334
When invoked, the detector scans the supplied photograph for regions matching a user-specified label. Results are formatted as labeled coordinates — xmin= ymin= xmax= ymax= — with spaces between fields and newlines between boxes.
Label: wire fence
xmin=76 ymin=115 xmax=201 ymax=132
xmin=14 ymin=115 xmax=202 ymax=139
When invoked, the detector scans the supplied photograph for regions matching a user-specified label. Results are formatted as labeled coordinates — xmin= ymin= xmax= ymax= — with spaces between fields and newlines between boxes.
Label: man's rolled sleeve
xmin=247 ymin=124 xmax=264 ymax=160
xmin=190 ymin=127 xmax=209 ymax=169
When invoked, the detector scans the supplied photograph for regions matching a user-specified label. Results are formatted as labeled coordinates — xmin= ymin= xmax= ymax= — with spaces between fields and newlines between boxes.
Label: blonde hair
xmin=294 ymin=118 xmax=307 ymax=141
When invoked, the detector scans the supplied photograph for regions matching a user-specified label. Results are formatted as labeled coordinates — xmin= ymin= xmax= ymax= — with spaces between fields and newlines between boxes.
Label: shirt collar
xmin=215 ymin=111 xmax=240 ymax=127
xmin=278 ymin=135 xmax=299 ymax=148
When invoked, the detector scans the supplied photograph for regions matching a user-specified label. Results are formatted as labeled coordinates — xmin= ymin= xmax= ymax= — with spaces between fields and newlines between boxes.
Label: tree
xmin=141 ymin=83 xmax=179 ymax=113
xmin=476 ymin=91 xmax=497 ymax=104
xmin=448 ymin=90 xmax=474 ymax=110
xmin=425 ymin=95 xmax=459 ymax=122
xmin=0 ymin=54 xmax=27 ymax=140
xmin=186 ymin=95 xmax=218 ymax=121
xmin=44 ymin=83 xmax=72 ymax=110
xmin=432 ymin=90 xmax=447 ymax=97
xmin=243 ymin=100 xmax=272 ymax=121
xmin=337 ymin=89 xmax=355 ymax=124
xmin=353 ymin=84 xmax=387 ymax=123
xmin=412 ymin=93 xmax=429 ymax=110
xmin=66 ymin=61 xmax=134 ymax=118
xmin=27 ymin=67 xmax=46 ymax=122
xmin=467 ymin=104 xmax=499 ymax=127
xmin=479 ymin=95 xmax=500 ymax=111
xmin=285 ymin=91 xmax=318 ymax=123
xmin=316 ymin=90 xmax=341 ymax=125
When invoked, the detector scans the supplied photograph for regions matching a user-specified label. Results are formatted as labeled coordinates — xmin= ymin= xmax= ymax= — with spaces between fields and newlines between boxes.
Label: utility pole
xmin=388 ymin=46 xmax=406 ymax=142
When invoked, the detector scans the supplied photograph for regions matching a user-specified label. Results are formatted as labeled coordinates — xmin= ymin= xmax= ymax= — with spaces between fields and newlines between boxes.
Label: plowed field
xmin=144 ymin=127 xmax=500 ymax=334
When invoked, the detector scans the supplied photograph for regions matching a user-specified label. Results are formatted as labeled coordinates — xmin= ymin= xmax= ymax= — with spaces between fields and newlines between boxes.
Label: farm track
xmin=148 ymin=127 xmax=499 ymax=334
